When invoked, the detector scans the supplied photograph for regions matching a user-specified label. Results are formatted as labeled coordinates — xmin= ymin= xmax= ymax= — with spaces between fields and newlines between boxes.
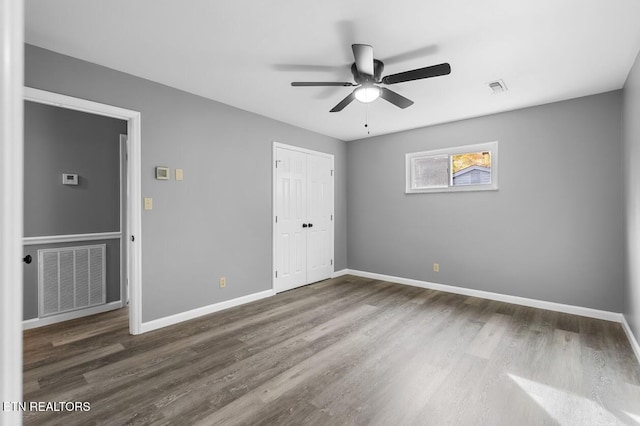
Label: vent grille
xmin=487 ymin=79 xmax=508 ymax=94
xmin=38 ymin=244 xmax=106 ymax=318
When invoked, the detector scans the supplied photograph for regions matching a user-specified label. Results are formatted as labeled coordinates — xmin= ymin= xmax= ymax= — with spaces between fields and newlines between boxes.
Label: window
xmin=406 ymin=141 xmax=498 ymax=193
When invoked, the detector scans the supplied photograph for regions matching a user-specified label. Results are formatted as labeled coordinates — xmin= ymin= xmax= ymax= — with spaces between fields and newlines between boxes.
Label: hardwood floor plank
xmin=309 ymin=296 xmax=456 ymax=413
xmin=22 ymin=275 xmax=640 ymax=426
xmin=319 ymin=303 xmax=487 ymax=424
xmin=157 ymin=289 xmax=411 ymax=422
xmin=466 ymin=313 xmax=511 ymax=359
xmin=192 ymin=294 xmax=427 ymax=425
xmin=24 ymin=343 xmax=125 ymax=384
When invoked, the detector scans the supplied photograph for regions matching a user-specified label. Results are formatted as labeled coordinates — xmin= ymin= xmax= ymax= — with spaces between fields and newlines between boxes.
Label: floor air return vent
xmin=38 ymin=244 xmax=106 ymax=317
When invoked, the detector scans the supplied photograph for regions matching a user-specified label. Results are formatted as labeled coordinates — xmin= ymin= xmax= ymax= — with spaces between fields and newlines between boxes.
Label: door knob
xmin=23 ymin=254 xmax=32 ymax=264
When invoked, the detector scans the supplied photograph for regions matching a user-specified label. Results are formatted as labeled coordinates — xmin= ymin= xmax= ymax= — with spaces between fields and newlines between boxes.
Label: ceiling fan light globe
xmin=355 ymin=86 xmax=380 ymax=103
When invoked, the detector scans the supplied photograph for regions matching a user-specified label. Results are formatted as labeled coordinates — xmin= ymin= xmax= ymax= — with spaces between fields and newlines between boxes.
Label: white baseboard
xmin=346 ymin=269 xmax=623 ymax=323
xmin=140 ymin=289 xmax=275 ymax=334
xmin=332 ymin=269 xmax=349 ymax=278
xmin=23 ymin=301 xmax=123 ymax=330
xmin=621 ymin=315 xmax=640 ymax=365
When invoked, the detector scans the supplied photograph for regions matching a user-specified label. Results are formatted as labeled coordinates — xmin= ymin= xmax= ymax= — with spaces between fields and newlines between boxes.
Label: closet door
xmin=306 ymin=154 xmax=333 ymax=284
xmin=274 ymin=144 xmax=334 ymax=293
xmin=275 ymin=147 xmax=308 ymax=292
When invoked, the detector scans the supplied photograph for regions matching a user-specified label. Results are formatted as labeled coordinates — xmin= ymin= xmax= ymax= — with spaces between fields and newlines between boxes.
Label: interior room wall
xmin=347 ymin=91 xmax=625 ymax=312
xmin=623 ymin=49 xmax=640 ymax=338
xmin=24 ymin=101 xmax=124 ymax=236
xmin=23 ymin=101 xmax=125 ymax=320
xmin=25 ymin=44 xmax=347 ymax=323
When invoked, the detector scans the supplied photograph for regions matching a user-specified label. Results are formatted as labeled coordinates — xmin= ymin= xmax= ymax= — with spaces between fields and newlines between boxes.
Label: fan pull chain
xmin=364 ymin=105 xmax=370 ymax=135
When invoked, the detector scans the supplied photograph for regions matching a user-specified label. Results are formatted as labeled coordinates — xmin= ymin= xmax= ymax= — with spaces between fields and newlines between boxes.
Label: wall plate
xmin=155 ymin=166 xmax=169 ymax=180
xmin=62 ymin=173 xmax=79 ymax=185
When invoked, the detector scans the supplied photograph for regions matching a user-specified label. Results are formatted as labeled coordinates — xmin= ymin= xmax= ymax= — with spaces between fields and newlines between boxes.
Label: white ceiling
xmin=25 ymin=0 xmax=640 ymax=141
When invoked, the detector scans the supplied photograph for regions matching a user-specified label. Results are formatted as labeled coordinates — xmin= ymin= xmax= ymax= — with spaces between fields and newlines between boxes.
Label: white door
xmin=275 ymin=147 xmax=308 ymax=292
xmin=274 ymin=144 xmax=334 ymax=292
xmin=306 ymin=154 xmax=334 ymax=283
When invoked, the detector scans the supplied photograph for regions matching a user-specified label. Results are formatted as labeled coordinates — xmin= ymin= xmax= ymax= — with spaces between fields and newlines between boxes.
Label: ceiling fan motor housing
xmin=351 ymin=59 xmax=385 ymax=84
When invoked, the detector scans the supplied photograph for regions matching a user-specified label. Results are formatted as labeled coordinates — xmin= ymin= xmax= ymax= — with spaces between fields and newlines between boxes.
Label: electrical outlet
xmin=433 ymin=263 xmax=440 ymax=273
xmin=219 ymin=277 xmax=226 ymax=288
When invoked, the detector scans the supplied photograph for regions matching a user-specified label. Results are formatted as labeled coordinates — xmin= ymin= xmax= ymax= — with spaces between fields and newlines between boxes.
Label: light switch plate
xmin=62 ymin=173 xmax=79 ymax=185
xmin=175 ymin=168 xmax=184 ymax=181
xmin=144 ymin=197 xmax=153 ymax=210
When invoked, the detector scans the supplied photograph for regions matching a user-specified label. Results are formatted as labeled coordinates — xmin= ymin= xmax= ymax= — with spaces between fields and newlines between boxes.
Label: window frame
xmin=405 ymin=141 xmax=499 ymax=194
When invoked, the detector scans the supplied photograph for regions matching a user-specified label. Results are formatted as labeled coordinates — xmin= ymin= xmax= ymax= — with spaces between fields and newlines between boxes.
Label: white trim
xmin=23 ymin=301 xmax=123 ymax=330
xmin=332 ymin=269 xmax=349 ymax=278
xmin=24 ymin=87 xmax=143 ymax=335
xmin=272 ymin=144 xmax=277 ymax=293
xmin=23 ymin=231 xmax=122 ymax=245
xmin=621 ymin=315 xmax=640 ymax=365
xmin=346 ymin=269 xmax=622 ymax=323
xmin=1 ymin=0 xmax=24 ymax=422
xmin=273 ymin=141 xmax=334 ymax=159
xmin=128 ymin=109 xmax=142 ymax=335
xmin=119 ymin=134 xmax=128 ymax=307
xmin=24 ymin=88 xmax=137 ymax=120
xmin=140 ymin=290 xmax=275 ymax=333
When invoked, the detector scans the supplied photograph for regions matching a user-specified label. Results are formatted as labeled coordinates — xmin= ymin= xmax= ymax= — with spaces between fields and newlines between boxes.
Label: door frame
xmin=120 ymin=134 xmax=129 ymax=306
xmin=272 ymin=141 xmax=334 ymax=293
xmin=1 ymin=0 xmax=24 ymax=420
xmin=24 ymin=87 xmax=143 ymax=335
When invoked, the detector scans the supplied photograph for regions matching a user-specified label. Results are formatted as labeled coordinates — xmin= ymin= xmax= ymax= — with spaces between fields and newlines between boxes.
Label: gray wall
xmin=25 ymin=44 xmax=347 ymax=323
xmin=24 ymin=101 xmax=124 ymax=236
xmin=623 ymin=49 xmax=640 ymax=338
xmin=347 ymin=91 xmax=625 ymax=312
xmin=23 ymin=101 xmax=125 ymax=320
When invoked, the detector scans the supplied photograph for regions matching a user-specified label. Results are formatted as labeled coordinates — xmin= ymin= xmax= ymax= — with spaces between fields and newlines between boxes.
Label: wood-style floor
xmin=23 ymin=275 xmax=640 ymax=425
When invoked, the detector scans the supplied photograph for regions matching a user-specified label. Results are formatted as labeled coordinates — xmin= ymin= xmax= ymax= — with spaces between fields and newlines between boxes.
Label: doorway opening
xmin=23 ymin=87 xmax=142 ymax=335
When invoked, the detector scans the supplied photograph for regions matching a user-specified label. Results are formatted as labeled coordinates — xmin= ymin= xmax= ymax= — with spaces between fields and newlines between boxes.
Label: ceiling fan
xmin=291 ymin=44 xmax=451 ymax=112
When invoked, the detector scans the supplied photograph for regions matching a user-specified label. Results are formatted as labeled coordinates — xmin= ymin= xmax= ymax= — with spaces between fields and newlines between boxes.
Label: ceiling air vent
xmin=487 ymin=79 xmax=507 ymax=94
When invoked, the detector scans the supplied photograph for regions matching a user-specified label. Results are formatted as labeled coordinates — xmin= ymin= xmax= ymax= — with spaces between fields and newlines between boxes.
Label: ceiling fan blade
xmin=382 ymin=63 xmax=451 ymax=85
xmin=275 ymin=64 xmax=344 ymax=72
xmin=330 ymin=91 xmax=356 ymax=112
xmin=383 ymin=45 xmax=437 ymax=65
xmin=352 ymin=44 xmax=374 ymax=76
xmin=292 ymin=82 xmax=355 ymax=87
xmin=379 ymin=87 xmax=414 ymax=109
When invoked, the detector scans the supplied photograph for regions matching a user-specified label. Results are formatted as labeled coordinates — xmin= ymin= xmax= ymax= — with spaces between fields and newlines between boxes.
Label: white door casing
xmin=1 ymin=0 xmax=24 ymax=420
xmin=273 ymin=142 xmax=334 ymax=293
xmin=120 ymin=134 xmax=129 ymax=305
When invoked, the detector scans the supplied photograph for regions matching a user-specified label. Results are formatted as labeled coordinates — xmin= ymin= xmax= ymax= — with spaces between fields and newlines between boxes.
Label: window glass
xmin=412 ymin=154 xmax=449 ymax=189
xmin=451 ymin=151 xmax=491 ymax=186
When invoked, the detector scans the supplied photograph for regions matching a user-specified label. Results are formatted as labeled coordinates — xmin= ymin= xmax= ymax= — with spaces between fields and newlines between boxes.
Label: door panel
xmin=306 ymin=154 xmax=333 ymax=284
xmin=275 ymin=147 xmax=307 ymax=292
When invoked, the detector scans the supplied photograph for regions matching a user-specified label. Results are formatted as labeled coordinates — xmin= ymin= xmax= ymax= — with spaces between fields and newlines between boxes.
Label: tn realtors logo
xmin=2 ymin=401 xmax=91 ymax=412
